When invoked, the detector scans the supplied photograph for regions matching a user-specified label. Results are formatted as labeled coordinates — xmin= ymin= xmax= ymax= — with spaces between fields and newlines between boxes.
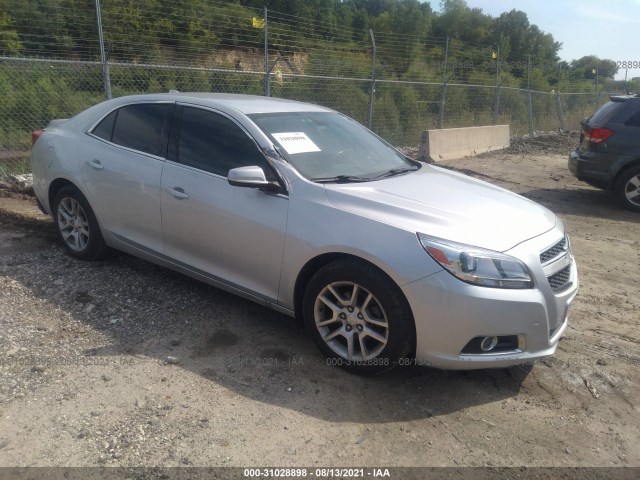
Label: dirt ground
xmin=0 ymin=134 xmax=638 ymax=471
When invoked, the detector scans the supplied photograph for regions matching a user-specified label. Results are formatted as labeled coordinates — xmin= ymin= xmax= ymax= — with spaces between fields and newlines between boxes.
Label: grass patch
xmin=0 ymin=157 xmax=31 ymax=177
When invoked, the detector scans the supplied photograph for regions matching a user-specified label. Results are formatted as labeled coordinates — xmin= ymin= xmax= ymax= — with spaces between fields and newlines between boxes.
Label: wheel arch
xmin=612 ymin=161 xmax=640 ymax=211
xmin=48 ymin=178 xmax=110 ymax=260
xmin=48 ymin=178 xmax=77 ymax=216
xmin=293 ymin=253 xmax=416 ymax=348
xmin=48 ymin=177 xmax=108 ymax=235
xmin=610 ymin=158 xmax=640 ymax=191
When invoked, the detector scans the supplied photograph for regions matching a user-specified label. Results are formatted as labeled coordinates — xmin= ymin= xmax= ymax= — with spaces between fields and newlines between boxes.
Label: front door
xmin=160 ymin=105 xmax=288 ymax=301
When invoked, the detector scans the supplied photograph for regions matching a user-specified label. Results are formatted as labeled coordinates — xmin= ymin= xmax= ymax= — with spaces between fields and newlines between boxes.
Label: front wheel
xmin=53 ymin=185 xmax=110 ymax=260
xmin=303 ymin=260 xmax=415 ymax=375
xmin=615 ymin=166 xmax=640 ymax=212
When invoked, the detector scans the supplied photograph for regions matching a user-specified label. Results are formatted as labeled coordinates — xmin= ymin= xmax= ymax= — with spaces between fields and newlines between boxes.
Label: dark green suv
xmin=569 ymin=95 xmax=640 ymax=212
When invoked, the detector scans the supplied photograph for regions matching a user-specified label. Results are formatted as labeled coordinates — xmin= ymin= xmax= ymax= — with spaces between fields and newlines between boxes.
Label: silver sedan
xmin=31 ymin=93 xmax=578 ymax=374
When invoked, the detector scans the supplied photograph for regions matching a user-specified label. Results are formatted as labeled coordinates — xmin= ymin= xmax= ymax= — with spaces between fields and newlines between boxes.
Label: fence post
xmin=438 ymin=36 xmax=449 ymax=129
xmin=492 ymin=46 xmax=500 ymax=125
xmin=556 ymin=94 xmax=566 ymax=132
xmin=95 ymin=0 xmax=111 ymax=99
xmin=263 ymin=7 xmax=269 ymax=97
xmin=527 ymin=55 xmax=534 ymax=137
xmin=595 ymin=64 xmax=599 ymax=106
xmin=556 ymin=63 xmax=566 ymax=132
xmin=367 ymin=29 xmax=376 ymax=130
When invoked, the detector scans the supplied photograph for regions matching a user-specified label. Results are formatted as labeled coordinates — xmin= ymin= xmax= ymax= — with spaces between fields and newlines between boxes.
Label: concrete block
xmin=419 ymin=125 xmax=510 ymax=163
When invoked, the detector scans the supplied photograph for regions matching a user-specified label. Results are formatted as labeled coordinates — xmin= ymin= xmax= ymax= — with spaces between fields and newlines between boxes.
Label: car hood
xmin=324 ymin=165 xmax=557 ymax=252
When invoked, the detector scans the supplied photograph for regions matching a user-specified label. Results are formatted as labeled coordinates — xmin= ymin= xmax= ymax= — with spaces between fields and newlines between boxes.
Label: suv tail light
xmin=584 ymin=127 xmax=613 ymax=145
xmin=32 ymin=129 xmax=44 ymax=146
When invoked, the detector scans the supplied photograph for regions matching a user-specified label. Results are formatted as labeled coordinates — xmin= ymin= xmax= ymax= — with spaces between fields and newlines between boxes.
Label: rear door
xmin=160 ymin=105 xmax=288 ymax=301
xmin=82 ymin=102 xmax=173 ymax=253
xmin=614 ymin=103 xmax=640 ymax=157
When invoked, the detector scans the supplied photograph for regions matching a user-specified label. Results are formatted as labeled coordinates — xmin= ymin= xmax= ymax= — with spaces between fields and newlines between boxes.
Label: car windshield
xmin=248 ymin=111 xmax=418 ymax=182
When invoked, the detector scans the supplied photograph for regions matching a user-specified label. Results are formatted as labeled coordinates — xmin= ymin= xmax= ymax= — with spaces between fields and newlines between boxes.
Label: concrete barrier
xmin=419 ymin=125 xmax=510 ymax=163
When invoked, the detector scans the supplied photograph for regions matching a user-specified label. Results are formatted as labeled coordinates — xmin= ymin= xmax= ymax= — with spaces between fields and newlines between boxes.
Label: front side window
xmin=177 ymin=107 xmax=267 ymax=177
xmin=248 ymin=111 xmax=416 ymax=181
xmin=107 ymin=103 xmax=171 ymax=157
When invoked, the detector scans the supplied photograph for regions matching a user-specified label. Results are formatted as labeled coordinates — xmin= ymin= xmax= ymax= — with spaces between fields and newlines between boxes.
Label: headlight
xmin=417 ymin=233 xmax=533 ymax=289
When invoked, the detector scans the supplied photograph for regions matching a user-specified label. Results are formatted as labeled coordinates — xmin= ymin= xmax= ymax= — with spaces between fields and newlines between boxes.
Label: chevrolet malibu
xmin=31 ymin=93 xmax=578 ymax=374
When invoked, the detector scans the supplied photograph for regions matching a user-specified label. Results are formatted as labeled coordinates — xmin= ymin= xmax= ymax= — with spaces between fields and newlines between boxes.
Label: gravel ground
xmin=0 ymin=135 xmax=639 ymax=471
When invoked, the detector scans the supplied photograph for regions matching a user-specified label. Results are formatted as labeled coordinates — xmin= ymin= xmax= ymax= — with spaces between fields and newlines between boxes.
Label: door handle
xmin=86 ymin=159 xmax=104 ymax=170
xmin=166 ymin=186 xmax=189 ymax=199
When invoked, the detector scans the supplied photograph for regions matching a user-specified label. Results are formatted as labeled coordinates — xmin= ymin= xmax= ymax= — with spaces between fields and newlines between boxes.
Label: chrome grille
xmin=540 ymin=237 xmax=567 ymax=264
xmin=548 ymin=265 xmax=571 ymax=291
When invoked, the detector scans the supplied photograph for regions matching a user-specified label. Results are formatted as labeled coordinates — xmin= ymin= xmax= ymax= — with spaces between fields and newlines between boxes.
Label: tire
xmin=53 ymin=185 xmax=110 ymax=260
xmin=303 ymin=259 xmax=415 ymax=375
xmin=614 ymin=166 xmax=640 ymax=212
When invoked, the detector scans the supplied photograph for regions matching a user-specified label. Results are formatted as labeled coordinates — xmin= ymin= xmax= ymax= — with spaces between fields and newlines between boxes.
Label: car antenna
xmin=623 ymin=69 xmax=633 ymax=96
xmin=168 ymin=89 xmax=180 ymax=94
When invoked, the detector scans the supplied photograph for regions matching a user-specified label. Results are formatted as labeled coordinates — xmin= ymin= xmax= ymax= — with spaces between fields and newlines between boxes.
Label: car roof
xmin=610 ymin=94 xmax=640 ymax=102
xmin=110 ymin=92 xmax=334 ymax=115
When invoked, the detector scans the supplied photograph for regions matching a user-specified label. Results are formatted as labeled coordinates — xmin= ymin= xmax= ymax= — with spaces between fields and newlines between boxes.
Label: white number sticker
xmin=271 ymin=132 xmax=321 ymax=155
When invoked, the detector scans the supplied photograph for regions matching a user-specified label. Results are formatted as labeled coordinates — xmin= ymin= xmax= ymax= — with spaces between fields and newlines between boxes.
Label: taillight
xmin=32 ymin=129 xmax=44 ymax=146
xmin=584 ymin=127 xmax=613 ymax=145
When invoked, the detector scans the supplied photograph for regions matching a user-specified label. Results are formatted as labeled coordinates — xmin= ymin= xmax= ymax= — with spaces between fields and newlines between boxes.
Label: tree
xmin=571 ymin=56 xmax=618 ymax=80
xmin=492 ymin=9 xmax=560 ymax=66
xmin=435 ymin=0 xmax=471 ymax=40
xmin=0 ymin=11 xmax=22 ymax=55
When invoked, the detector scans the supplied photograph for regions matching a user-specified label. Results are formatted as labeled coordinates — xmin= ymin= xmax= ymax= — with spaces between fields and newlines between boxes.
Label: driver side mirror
xmin=227 ymin=166 xmax=282 ymax=193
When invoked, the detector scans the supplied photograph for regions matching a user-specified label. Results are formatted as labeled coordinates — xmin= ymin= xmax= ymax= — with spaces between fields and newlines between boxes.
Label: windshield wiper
xmin=367 ymin=166 xmax=419 ymax=181
xmin=311 ymin=175 xmax=371 ymax=184
xmin=312 ymin=166 xmax=419 ymax=184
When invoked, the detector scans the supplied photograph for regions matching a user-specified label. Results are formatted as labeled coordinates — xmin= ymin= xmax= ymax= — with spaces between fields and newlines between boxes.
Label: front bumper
xmin=402 ymin=227 xmax=578 ymax=370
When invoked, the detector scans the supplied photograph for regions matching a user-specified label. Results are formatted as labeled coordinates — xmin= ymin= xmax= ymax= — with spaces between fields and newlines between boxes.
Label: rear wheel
xmin=615 ymin=166 xmax=640 ymax=212
xmin=303 ymin=259 xmax=415 ymax=375
xmin=53 ymin=186 xmax=110 ymax=260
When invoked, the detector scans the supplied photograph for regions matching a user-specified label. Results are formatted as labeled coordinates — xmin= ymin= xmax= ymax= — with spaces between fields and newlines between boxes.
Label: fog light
xmin=480 ymin=336 xmax=499 ymax=352
xmin=461 ymin=335 xmax=520 ymax=354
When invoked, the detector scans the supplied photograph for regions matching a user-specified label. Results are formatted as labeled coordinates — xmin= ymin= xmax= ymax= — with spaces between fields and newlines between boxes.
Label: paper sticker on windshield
xmin=272 ymin=132 xmax=321 ymax=155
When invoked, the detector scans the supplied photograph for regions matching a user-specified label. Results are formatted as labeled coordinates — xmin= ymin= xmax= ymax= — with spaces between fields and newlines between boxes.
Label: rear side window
xmin=177 ymin=107 xmax=267 ymax=177
xmin=91 ymin=110 xmax=117 ymax=141
xmin=110 ymin=103 xmax=171 ymax=157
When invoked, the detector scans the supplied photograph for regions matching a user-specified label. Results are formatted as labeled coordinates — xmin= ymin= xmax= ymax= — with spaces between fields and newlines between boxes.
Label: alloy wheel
xmin=624 ymin=174 xmax=640 ymax=207
xmin=57 ymin=197 xmax=90 ymax=252
xmin=313 ymin=281 xmax=389 ymax=361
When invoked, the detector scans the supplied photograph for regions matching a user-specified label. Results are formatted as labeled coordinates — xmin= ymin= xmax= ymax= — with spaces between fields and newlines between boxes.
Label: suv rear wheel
xmin=615 ymin=166 xmax=640 ymax=212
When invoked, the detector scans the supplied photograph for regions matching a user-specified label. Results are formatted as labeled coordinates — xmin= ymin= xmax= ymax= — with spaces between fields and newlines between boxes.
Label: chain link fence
xmin=0 ymin=0 xmax=630 ymax=175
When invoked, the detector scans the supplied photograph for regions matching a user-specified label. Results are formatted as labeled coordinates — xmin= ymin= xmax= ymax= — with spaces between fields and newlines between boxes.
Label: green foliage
xmin=571 ymin=56 xmax=618 ymax=80
xmin=1 ymin=0 xmax=616 ymax=88
xmin=0 ymin=61 xmax=104 ymax=174
xmin=372 ymin=90 xmax=402 ymax=143
xmin=0 ymin=11 xmax=22 ymax=55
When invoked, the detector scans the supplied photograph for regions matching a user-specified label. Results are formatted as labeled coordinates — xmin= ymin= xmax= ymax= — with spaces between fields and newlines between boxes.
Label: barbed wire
xmin=0 ymin=0 xmax=631 ymax=174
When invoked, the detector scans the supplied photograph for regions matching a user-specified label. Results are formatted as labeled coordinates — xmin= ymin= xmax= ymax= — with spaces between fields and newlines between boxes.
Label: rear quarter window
xmin=588 ymin=101 xmax=626 ymax=125
xmin=91 ymin=110 xmax=117 ymax=141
